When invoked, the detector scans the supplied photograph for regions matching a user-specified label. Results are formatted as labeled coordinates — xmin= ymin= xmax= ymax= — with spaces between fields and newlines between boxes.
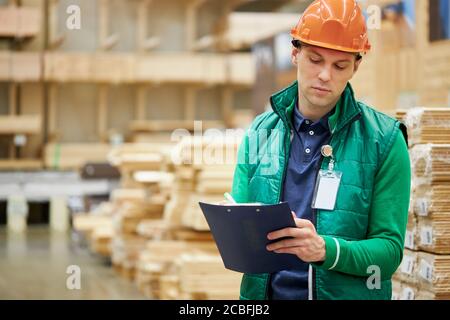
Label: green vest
xmin=232 ymin=81 xmax=406 ymax=300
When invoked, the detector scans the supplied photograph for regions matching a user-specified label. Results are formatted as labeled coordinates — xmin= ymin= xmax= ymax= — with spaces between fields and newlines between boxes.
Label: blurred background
xmin=0 ymin=0 xmax=449 ymax=300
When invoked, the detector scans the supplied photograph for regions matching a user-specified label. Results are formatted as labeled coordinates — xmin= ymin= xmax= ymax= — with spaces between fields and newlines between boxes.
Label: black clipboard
xmin=198 ymin=201 xmax=301 ymax=274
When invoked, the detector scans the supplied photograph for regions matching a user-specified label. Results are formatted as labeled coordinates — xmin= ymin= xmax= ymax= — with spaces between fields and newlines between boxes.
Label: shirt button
xmin=305 ymin=148 xmax=311 ymax=154
xmin=305 ymin=120 xmax=310 ymax=125
xmin=309 ymin=130 xmax=314 ymax=136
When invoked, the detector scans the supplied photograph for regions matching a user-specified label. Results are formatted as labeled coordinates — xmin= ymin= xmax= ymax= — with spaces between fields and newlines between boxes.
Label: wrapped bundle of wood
xmin=417 ymin=216 xmax=450 ymax=254
xmin=393 ymin=249 xmax=419 ymax=286
xmin=415 ymin=252 xmax=450 ymax=299
xmin=410 ymin=144 xmax=450 ymax=187
xmin=404 ymin=107 xmax=450 ymax=146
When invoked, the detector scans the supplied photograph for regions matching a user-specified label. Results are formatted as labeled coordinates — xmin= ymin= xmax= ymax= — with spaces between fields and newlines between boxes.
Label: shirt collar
xmin=293 ymin=98 xmax=335 ymax=133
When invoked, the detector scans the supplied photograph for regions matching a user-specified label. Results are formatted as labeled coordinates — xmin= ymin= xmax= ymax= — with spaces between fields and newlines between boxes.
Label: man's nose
xmin=318 ymin=66 xmax=331 ymax=82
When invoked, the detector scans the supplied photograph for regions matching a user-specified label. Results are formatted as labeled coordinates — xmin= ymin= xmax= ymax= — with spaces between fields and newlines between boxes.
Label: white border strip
xmin=329 ymin=238 xmax=340 ymax=270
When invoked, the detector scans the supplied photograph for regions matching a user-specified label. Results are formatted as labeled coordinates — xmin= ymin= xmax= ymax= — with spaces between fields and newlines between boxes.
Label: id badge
xmin=311 ymin=170 xmax=342 ymax=211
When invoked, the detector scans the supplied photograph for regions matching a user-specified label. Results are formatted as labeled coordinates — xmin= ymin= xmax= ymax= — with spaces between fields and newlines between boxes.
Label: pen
xmin=224 ymin=192 xmax=237 ymax=204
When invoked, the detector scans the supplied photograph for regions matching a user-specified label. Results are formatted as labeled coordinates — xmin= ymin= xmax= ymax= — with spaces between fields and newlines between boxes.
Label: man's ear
xmin=353 ymin=57 xmax=362 ymax=73
xmin=291 ymin=47 xmax=299 ymax=66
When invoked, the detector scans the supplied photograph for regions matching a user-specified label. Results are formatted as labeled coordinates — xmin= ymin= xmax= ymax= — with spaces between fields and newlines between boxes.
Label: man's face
xmin=292 ymin=44 xmax=361 ymax=110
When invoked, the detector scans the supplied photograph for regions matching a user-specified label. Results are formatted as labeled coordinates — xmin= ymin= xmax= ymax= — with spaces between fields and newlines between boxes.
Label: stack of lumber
xmin=416 ymin=252 xmax=450 ymax=299
xmin=391 ymin=279 xmax=402 ymax=300
xmin=395 ymin=107 xmax=450 ymax=299
xmin=410 ymin=144 xmax=450 ymax=186
xmin=405 ymin=214 xmax=419 ymax=251
xmin=134 ymin=241 xmax=217 ymax=298
xmin=107 ymin=143 xmax=174 ymax=280
xmin=413 ymin=186 xmax=450 ymax=217
xmin=108 ymin=143 xmax=170 ymax=188
xmin=393 ymin=249 xmax=419 ymax=286
xmin=404 ymin=107 xmax=450 ymax=146
xmin=182 ymin=164 xmax=235 ymax=231
xmin=163 ymin=164 xmax=196 ymax=230
xmin=72 ymin=202 xmax=115 ymax=257
xmin=168 ymin=254 xmax=241 ymax=300
xmin=109 ymin=195 xmax=166 ymax=278
xmin=111 ymin=234 xmax=148 ymax=281
xmin=417 ymin=217 xmax=450 ymax=254
xmin=165 ymin=135 xmax=241 ymax=232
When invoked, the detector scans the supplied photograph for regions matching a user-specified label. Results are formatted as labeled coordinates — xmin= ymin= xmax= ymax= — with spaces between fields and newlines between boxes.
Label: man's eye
xmin=335 ymin=64 xmax=347 ymax=70
xmin=310 ymin=58 xmax=321 ymax=63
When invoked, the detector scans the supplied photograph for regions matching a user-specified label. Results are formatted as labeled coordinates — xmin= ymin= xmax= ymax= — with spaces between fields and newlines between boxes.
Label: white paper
xmin=405 ymin=230 xmax=415 ymax=249
xmin=419 ymin=259 xmax=433 ymax=282
xmin=400 ymin=255 xmax=414 ymax=275
xmin=312 ymin=172 xmax=341 ymax=211
xmin=416 ymin=198 xmax=429 ymax=216
xmin=420 ymin=227 xmax=433 ymax=245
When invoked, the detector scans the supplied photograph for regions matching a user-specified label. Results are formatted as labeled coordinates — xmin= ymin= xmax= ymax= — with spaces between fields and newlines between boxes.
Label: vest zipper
xmin=311 ymin=111 xmax=361 ymax=300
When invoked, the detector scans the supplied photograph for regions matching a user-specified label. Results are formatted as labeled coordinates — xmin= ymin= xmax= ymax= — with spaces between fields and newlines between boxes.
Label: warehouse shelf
xmin=43 ymin=52 xmax=255 ymax=85
xmin=0 ymin=115 xmax=42 ymax=135
xmin=0 ymin=5 xmax=41 ymax=38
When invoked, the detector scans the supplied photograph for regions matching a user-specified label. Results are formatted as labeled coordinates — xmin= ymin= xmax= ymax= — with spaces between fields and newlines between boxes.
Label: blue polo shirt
xmin=270 ymin=101 xmax=334 ymax=300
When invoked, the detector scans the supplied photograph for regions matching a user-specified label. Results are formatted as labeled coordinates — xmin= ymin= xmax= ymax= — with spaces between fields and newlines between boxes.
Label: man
xmin=230 ymin=0 xmax=411 ymax=300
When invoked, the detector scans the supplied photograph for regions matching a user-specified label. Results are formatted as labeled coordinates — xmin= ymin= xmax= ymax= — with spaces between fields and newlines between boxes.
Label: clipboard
xmin=198 ymin=201 xmax=301 ymax=274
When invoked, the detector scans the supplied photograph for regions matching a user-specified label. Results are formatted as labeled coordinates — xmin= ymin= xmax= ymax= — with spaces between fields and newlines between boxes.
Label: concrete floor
xmin=0 ymin=226 xmax=146 ymax=299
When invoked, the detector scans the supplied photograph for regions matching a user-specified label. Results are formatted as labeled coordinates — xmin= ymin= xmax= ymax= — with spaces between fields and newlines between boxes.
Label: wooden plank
xmin=43 ymin=53 xmax=254 ymax=85
xmin=0 ymin=6 xmax=18 ymax=37
xmin=0 ymin=5 xmax=40 ymax=38
xmin=0 ymin=159 xmax=43 ymax=171
xmin=0 ymin=115 xmax=41 ymax=134
xmin=44 ymin=143 xmax=111 ymax=170
xmin=17 ymin=5 xmax=41 ymax=38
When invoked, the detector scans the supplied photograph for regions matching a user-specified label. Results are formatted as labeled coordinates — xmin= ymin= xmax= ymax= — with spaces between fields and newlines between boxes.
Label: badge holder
xmin=311 ymin=145 xmax=342 ymax=211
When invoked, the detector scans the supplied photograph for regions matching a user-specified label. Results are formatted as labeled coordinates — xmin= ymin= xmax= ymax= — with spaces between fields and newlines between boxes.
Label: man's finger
xmin=294 ymin=218 xmax=315 ymax=230
xmin=267 ymin=227 xmax=310 ymax=240
xmin=266 ymin=238 xmax=306 ymax=251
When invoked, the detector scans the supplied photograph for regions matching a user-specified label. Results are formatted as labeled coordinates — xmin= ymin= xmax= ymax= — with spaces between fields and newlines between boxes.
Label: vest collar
xmin=270 ymin=81 xmax=362 ymax=134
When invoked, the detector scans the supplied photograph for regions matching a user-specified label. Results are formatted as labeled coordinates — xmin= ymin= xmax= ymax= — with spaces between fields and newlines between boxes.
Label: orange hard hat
xmin=291 ymin=0 xmax=371 ymax=53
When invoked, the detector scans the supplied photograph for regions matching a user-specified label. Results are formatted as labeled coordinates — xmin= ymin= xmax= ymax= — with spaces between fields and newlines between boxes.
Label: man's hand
xmin=266 ymin=212 xmax=326 ymax=263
